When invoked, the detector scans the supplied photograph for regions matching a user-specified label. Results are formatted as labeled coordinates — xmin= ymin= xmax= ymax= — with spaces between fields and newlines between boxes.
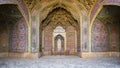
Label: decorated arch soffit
xmin=0 ymin=0 xmax=29 ymax=25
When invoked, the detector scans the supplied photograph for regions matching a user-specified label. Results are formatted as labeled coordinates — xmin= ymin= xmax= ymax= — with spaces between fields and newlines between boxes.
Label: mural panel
xmin=43 ymin=25 xmax=52 ymax=51
xmin=11 ymin=18 xmax=27 ymax=52
xmin=92 ymin=19 xmax=109 ymax=52
xmin=66 ymin=26 xmax=76 ymax=52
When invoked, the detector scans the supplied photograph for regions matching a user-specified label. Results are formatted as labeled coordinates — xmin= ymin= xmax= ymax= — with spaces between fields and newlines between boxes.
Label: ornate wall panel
xmin=0 ymin=23 xmax=8 ymax=52
xmin=10 ymin=18 xmax=27 ymax=52
xmin=43 ymin=25 xmax=52 ymax=51
xmin=66 ymin=26 xmax=76 ymax=52
xmin=92 ymin=19 xmax=109 ymax=52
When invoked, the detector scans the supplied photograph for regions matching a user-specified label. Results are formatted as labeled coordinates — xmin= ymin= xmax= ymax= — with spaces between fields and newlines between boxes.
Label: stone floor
xmin=0 ymin=56 xmax=120 ymax=68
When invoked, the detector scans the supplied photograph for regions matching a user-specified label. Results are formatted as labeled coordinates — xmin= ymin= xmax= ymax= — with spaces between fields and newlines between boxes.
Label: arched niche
xmin=54 ymin=35 xmax=64 ymax=52
xmin=53 ymin=26 xmax=66 ymax=51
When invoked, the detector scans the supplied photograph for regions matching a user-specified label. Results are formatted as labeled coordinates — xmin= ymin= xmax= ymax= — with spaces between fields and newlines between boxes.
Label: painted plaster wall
xmin=109 ymin=24 xmax=119 ymax=51
xmin=66 ymin=26 xmax=76 ymax=52
xmin=10 ymin=18 xmax=27 ymax=52
xmin=43 ymin=25 xmax=52 ymax=51
xmin=92 ymin=19 xmax=109 ymax=52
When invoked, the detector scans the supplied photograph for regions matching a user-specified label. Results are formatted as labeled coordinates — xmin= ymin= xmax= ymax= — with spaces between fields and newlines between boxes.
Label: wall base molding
xmin=0 ymin=52 xmax=119 ymax=58
xmin=81 ymin=52 xmax=120 ymax=58
xmin=0 ymin=52 xmax=39 ymax=59
xmin=43 ymin=51 xmax=78 ymax=56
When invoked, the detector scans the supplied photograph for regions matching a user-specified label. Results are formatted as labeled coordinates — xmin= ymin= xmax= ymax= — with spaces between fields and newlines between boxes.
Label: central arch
xmin=39 ymin=8 xmax=80 ymax=56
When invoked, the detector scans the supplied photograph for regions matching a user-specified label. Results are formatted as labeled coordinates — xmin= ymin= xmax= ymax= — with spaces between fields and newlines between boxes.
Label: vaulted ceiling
xmin=23 ymin=0 xmax=96 ymax=12
xmin=41 ymin=8 xmax=78 ymax=30
xmin=0 ymin=4 xmax=22 ymax=23
xmin=97 ymin=5 xmax=120 ymax=25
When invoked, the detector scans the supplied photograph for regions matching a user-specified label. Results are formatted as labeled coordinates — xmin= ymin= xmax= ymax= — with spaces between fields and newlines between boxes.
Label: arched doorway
xmin=39 ymin=8 xmax=80 ymax=56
